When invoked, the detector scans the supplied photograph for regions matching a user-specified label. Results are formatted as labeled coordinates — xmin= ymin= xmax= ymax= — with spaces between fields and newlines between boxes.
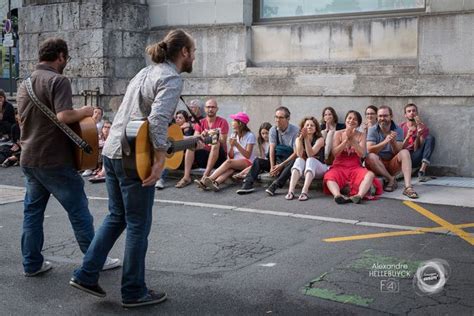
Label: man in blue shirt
xmin=365 ymin=105 xmax=418 ymax=199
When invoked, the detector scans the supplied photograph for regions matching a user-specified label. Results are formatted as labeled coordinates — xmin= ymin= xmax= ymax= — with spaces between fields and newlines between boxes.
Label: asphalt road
xmin=0 ymin=167 xmax=473 ymax=315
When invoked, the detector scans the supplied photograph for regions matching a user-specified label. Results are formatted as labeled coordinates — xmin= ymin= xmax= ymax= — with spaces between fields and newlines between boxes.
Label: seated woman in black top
xmin=320 ymin=106 xmax=345 ymax=164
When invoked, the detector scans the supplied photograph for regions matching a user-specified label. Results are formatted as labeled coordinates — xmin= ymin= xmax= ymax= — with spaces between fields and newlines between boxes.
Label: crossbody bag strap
xmin=180 ymin=96 xmax=203 ymax=130
xmin=24 ymin=77 xmax=93 ymax=154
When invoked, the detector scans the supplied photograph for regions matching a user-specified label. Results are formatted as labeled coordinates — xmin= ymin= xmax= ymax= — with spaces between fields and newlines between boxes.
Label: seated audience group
xmin=3 ymin=94 xmax=435 ymax=204
xmin=169 ymin=99 xmax=435 ymax=204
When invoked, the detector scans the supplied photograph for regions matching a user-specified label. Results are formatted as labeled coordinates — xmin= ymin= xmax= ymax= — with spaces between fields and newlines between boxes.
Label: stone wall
xmin=149 ymin=0 xmax=474 ymax=176
xmin=17 ymin=0 xmax=474 ymax=176
xmin=18 ymin=0 xmax=149 ymax=115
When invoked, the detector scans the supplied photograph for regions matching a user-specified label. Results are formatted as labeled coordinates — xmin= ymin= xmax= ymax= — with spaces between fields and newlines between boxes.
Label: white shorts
xmin=291 ymin=157 xmax=328 ymax=179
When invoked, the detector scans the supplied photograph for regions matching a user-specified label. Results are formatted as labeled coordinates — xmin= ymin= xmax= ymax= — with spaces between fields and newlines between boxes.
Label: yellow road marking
xmin=324 ymin=223 xmax=474 ymax=242
xmin=403 ymin=201 xmax=474 ymax=246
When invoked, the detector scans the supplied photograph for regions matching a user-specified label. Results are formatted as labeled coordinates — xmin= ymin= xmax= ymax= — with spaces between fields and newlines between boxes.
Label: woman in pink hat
xmin=202 ymin=112 xmax=256 ymax=191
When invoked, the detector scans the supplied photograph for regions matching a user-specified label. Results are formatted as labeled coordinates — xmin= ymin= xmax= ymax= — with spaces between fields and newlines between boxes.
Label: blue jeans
xmin=410 ymin=135 xmax=435 ymax=168
xmin=21 ymin=166 xmax=94 ymax=274
xmin=73 ymin=157 xmax=155 ymax=301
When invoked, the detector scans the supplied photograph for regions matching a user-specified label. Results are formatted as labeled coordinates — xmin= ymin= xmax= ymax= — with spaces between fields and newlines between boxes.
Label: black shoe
xmin=236 ymin=181 xmax=254 ymax=195
xmin=334 ymin=195 xmax=351 ymax=204
xmin=265 ymin=182 xmax=278 ymax=196
xmin=69 ymin=277 xmax=106 ymax=298
xmin=418 ymin=171 xmax=429 ymax=183
xmin=122 ymin=290 xmax=167 ymax=308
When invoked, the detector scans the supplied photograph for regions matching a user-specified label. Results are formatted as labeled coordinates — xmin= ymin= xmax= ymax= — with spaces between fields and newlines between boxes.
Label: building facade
xmin=19 ymin=0 xmax=474 ymax=176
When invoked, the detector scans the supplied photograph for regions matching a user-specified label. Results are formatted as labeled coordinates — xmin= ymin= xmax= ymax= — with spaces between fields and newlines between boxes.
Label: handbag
xmin=274 ymin=129 xmax=293 ymax=162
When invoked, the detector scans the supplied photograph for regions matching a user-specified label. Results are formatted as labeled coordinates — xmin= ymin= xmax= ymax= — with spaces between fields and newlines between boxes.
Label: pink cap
xmin=230 ymin=112 xmax=250 ymax=124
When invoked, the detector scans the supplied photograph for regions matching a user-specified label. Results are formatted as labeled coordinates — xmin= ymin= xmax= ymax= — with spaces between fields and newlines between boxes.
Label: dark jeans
xmin=21 ymin=166 xmax=94 ymax=274
xmin=410 ymin=135 xmax=435 ymax=168
xmin=245 ymin=157 xmax=295 ymax=188
xmin=73 ymin=156 xmax=155 ymax=301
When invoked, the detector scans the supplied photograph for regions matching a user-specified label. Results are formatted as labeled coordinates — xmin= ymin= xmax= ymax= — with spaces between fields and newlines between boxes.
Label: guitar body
xmin=122 ymin=121 xmax=219 ymax=181
xmin=122 ymin=120 xmax=153 ymax=181
xmin=70 ymin=117 xmax=99 ymax=170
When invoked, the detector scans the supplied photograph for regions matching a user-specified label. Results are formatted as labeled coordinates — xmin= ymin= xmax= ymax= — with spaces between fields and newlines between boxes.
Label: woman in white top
xmin=286 ymin=116 xmax=327 ymax=201
xmin=203 ymin=112 xmax=256 ymax=191
xmin=232 ymin=122 xmax=271 ymax=180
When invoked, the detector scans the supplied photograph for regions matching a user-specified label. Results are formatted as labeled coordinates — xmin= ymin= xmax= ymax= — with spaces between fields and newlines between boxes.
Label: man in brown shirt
xmin=17 ymin=38 xmax=119 ymax=277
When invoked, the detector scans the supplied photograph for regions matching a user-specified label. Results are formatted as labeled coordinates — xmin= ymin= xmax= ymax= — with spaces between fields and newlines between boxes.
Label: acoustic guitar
xmin=122 ymin=120 xmax=219 ymax=181
xmin=70 ymin=117 xmax=99 ymax=171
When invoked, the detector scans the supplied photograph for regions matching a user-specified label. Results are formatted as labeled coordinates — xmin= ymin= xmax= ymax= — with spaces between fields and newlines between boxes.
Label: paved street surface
xmin=1 ymin=167 xmax=473 ymax=315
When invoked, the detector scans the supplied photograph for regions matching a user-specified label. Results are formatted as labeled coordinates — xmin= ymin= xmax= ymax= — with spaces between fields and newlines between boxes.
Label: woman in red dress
xmin=323 ymin=110 xmax=383 ymax=204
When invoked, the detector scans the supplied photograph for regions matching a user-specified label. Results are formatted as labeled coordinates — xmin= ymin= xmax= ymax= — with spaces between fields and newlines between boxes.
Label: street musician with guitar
xmin=71 ymin=29 xmax=196 ymax=308
xmin=17 ymin=38 xmax=120 ymax=278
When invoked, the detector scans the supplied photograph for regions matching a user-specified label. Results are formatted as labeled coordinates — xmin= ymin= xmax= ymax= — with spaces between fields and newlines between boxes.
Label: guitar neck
xmin=168 ymin=136 xmax=212 ymax=153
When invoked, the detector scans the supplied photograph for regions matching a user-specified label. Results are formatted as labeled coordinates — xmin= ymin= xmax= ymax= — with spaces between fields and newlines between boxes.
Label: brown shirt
xmin=17 ymin=64 xmax=74 ymax=168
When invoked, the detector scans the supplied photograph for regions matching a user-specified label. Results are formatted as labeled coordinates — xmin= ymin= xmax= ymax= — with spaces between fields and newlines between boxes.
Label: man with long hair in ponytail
xmin=70 ymin=29 xmax=196 ymax=308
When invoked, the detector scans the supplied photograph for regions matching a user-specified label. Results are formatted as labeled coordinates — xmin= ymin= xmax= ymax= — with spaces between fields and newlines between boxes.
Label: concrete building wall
xmin=151 ymin=1 xmax=474 ymax=176
xmin=17 ymin=0 xmax=474 ymax=176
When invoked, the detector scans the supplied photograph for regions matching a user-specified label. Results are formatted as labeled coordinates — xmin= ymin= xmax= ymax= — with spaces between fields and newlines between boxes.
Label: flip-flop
xmin=298 ymin=192 xmax=309 ymax=201
xmin=285 ymin=192 xmax=295 ymax=200
xmin=175 ymin=178 xmax=191 ymax=188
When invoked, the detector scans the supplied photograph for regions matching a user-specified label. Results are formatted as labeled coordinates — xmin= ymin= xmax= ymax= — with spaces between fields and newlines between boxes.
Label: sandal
xmin=298 ymin=192 xmax=309 ymax=201
xmin=194 ymin=179 xmax=208 ymax=190
xmin=232 ymin=173 xmax=246 ymax=181
xmin=403 ymin=186 xmax=419 ymax=199
xmin=203 ymin=177 xmax=220 ymax=192
xmin=285 ymin=192 xmax=295 ymax=200
xmin=175 ymin=178 xmax=191 ymax=188
xmin=384 ymin=180 xmax=398 ymax=192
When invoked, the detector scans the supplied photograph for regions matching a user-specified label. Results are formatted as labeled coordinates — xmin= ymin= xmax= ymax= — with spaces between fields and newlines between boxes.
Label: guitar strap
xmin=180 ymin=96 xmax=203 ymax=130
xmin=24 ymin=77 xmax=93 ymax=154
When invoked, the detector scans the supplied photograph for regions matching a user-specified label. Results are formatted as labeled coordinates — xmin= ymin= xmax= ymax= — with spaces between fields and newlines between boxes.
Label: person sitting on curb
xmin=202 ymin=112 xmax=256 ymax=191
xmin=365 ymin=105 xmax=418 ymax=199
xmin=286 ymin=116 xmax=327 ymax=201
xmin=175 ymin=98 xmax=229 ymax=188
xmin=323 ymin=111 xmax=383 ymax=204
xmin=0 ymin=89 xmax=16 ymax=142
xmin=358 ymin=105 xmax=378 ymax=134
xmin=400 ymin=103 xmax=435 ymax=182
xmin=155 ymin=110 xmax=195 ymax=190
xmin=88 ymin=120 xmax=112 ymax=183
xmin=188 ymin=99 xmax=206 ymax=125
xmin=320 ymin=106 xmax=345 ymax=165
xmin=233 ymin=122 xmax=271 ymax=181
xmin=236 ymin=106 xmax=298 ymax=196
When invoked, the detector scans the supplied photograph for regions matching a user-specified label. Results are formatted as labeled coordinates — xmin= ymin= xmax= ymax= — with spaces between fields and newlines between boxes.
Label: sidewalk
xmin=167 ymin=169 xmax=474 ymax=208
xmin=0 ymin=169 xmax=473 ymax=208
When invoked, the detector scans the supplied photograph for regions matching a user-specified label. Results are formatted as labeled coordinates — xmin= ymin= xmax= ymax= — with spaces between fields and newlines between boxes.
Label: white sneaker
xmin=155 ymin=179 xmax=165 ymax=190
xmin=82 ymin=169 xmax=93 ymax=177
xmin=102 ymin=257 xmax=121 ymax=271
xmin=24 ymin=261 xmax=53 ymax=277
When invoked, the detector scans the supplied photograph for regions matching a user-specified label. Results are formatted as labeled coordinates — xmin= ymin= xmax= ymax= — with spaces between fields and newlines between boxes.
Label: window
xmin=255 ymin=0 xmax=425 ymax=22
